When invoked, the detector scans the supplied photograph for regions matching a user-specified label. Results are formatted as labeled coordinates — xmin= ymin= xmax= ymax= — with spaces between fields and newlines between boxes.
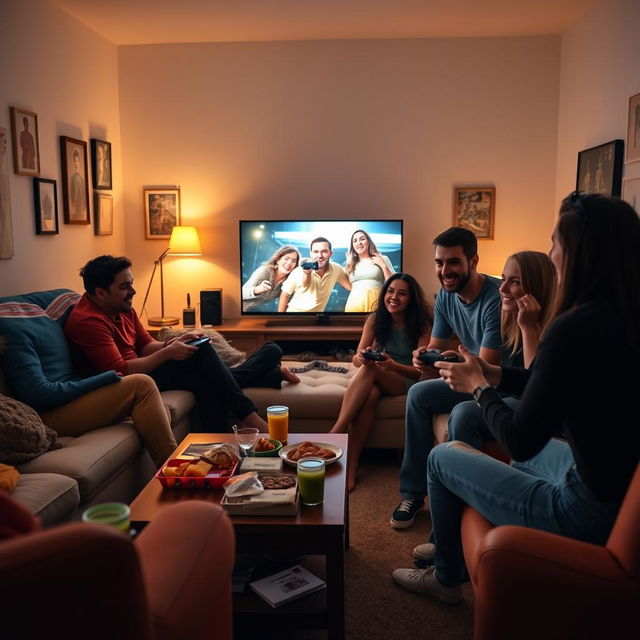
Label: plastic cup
xmin=267 ymin=405 xmax=289 ymax=445
xmin=297 ymin=457 xmax=325 ymax=506
xmin=82 ymin=502 xmax=130 ymax=534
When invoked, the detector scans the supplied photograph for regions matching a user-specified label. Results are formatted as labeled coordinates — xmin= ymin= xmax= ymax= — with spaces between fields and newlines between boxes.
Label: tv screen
xmin=240 ymin=220 xmax=403 ymax=316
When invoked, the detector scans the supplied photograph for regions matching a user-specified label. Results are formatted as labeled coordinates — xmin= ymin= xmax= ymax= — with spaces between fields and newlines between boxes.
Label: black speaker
xmin=200 ymin=288 xmax=222 ymax=326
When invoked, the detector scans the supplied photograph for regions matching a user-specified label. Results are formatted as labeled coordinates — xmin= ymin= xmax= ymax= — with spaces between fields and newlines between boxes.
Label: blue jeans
xmin=426 ymin=438 xmax=621 ymax=586
xmin=400 ymin=379 xmax=470 ymax=499
xmin=447 ymin=398 xmax=519 ymax=449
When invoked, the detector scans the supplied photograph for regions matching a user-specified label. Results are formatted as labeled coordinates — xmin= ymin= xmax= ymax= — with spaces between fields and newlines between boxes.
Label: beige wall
xmin=556 ymin=0 xmax=640 ymax=203
xmin=0 ymin=0 xmax=124 ymax=298
xmin=118 ymin=37 xmax=561 ymax=319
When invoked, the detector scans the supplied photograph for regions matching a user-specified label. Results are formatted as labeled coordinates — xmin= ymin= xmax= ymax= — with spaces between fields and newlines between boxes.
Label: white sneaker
xmin=413 ymin=542 xmax=436 ymax=562
xmin=392 ymin=566 xmax=463 ymax=604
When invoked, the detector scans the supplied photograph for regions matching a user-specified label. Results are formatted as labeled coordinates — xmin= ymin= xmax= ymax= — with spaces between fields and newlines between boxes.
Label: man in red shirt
xmin=65 ymin=255 xmax=295 ymax=432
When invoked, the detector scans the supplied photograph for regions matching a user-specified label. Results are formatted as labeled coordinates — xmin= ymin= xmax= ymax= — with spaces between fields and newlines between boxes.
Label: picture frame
xmin=32 ymin=178 xmax=59 ymax=235
xmin=144 ymin=187 xmax=181 ymax=239
xmin=90 ymin=139 xmax=112 ymax=190
xmin=60 ymin=136 xmax=90 ymax=224
xmin=94 ymin=192 xmax=113 ymax=235
xmin=622 ymin=177 xmax=640 ymax=212
xmin=625 ymin=92 xmax=640 ymax=164
xmin=453 ymin=187 xmax=496 ymax=239
xmin=9 ymin=106 xmax=40 ymax=177
xmin=0 ymin=126 xmax=15 ymax=259
xmin=576 ymin=139 xmax=624 ymax=196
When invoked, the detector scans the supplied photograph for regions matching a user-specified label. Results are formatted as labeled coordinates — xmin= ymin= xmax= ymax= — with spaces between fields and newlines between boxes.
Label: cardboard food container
xmin=156 ymin=458 xmax=239 ymax=489
xmin=221 ymin=476 xmax=299 ymax=516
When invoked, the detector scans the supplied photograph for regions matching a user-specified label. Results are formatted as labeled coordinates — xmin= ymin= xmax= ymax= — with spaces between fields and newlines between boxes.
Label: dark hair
xmin=373 ymin=273 xmax=433 ymax=350
xmin=555 ymin=192 xmax=640 ymax=349
xmin=310 ymin=236 xmax=332 ymax=251
xmin=80 ymin=255 xmax=132 ymax=295
xmin=433 ymin=227 xmax=477 ymax=261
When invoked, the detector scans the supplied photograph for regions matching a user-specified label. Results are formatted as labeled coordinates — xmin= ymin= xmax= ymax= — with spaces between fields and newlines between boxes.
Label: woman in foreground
xmin=393 ymin=193 xmax=640 ymax=602
xmin=242 ymin=245 xmax=299 ymax=312
xmin=330 ymin=273 xmax=433 ymax=490
xmin=344 ymin=229 xmax=395 ymax=312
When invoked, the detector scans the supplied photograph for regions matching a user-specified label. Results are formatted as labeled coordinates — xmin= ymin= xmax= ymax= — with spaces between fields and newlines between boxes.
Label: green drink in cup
xmin=297 ymin=457 xmax=325 ymax=506
xmin=82 ymin=502 xmax=130 ymax=534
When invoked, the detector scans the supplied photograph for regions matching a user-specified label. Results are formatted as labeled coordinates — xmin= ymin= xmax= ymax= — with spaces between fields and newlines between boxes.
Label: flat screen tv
xmin=239 ymin=219 xmax=403 ymax=321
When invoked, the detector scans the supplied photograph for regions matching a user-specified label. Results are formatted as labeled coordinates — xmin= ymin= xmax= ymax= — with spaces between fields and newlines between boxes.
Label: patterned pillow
xmin=157 ymin=328 xmax=246 ymax=367
xmin=0 ymin=394 xmax=60 ymax=465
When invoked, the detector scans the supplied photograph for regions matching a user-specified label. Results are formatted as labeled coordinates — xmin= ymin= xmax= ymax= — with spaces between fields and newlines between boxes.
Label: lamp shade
xmin=168 ymin=226 xmax=202 ymax=256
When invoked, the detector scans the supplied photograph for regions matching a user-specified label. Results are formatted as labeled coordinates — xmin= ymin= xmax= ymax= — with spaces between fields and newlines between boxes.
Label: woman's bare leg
xmin=329 ymin=365 xmax=377 ymax=434
xmin=347 ymin=384 xmax=381 ymax=491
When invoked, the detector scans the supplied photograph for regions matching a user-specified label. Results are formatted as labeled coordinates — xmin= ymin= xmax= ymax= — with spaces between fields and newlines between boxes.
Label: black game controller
xmin=301 ymin=259 xmax=320 ymax=270
xmin=417 ymin=349 xmax=463 ymax=366
xmin=362 ymin=350 xmax=386 ymax=361
xmin=185 ymin=337 xmax=210 ymax=347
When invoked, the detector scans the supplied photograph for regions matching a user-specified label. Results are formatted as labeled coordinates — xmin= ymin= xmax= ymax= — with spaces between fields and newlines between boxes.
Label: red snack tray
xmin=155 ymin=458 xmax=238 ymax=490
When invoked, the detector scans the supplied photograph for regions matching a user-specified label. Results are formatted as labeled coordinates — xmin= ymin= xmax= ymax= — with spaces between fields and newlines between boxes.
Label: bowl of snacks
xmin=253 ymin=437 xmax=282 ymax=457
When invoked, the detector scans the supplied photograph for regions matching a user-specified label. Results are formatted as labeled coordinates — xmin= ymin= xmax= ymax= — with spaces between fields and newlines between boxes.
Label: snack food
xmin=256 ymin=437 xmax=276 ymax=452
xmin=287 ymin=441 xmax=336 ymax=462
xmin=260 ymin=474 xmax=296 ymax=490
xmin=200 ymin=443 xmax=240 ymax=469
xmin=162 ymin=459 xmax=212 ymax=477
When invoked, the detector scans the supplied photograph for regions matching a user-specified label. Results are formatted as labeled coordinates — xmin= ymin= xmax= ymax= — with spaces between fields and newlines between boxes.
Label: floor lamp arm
xmin=140 ymin=248 xmax=169 ymax=318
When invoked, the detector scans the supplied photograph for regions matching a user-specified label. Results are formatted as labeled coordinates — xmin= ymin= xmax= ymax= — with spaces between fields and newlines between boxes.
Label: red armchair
xmin=461 ymin=463 xmax=640 ymax=640
xmin=0 ymin=493 xmax=235 ymax=640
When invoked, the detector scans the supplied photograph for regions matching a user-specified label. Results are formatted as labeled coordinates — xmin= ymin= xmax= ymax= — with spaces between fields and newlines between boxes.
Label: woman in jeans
xmin=392 ymin=192 xmax=640 ymax=603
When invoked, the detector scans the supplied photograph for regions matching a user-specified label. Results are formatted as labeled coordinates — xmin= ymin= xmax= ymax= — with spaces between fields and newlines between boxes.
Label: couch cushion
xmin=0 ymin=394 xmax=60 ymax=464
xmin=10 ymin=472 xmax=80 ymax=527
xmin=16 ymin=423 xmax=142 ymax=503
xmin=160 ymin=389 xmax=196 ymax=424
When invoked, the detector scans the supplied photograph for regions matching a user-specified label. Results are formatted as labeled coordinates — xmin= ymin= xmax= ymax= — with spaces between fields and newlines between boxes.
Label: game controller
xmin=362 ymin=350 xmax=386 ymax=361
xmin=185 ymin=337 xmax=210 ymax=347
xmin=301 ymin=259 xmax=320 ymax=270
xmin=417 ymin=349 xmax=463 ymax=366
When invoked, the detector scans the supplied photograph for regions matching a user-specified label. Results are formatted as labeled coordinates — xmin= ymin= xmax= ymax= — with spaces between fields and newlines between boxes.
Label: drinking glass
xmin=82 ymin=502 xmax=130 ymax=534
xmin=267 ymin=405 xmax=289 ymax=444
xmin=297 ymin=457 xmax=325 ymax=506
xmin=233 ymin=426 xmax=259 ymax=456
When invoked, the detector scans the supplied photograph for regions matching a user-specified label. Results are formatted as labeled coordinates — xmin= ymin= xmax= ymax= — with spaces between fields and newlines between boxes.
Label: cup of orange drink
xmin=267 ymin=405 xmax=289 ymax=444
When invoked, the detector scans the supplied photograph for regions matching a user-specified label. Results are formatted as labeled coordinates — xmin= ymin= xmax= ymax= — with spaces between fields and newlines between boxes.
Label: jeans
xmin=400 ymin=378 xmax=470 ymax=499
xmin=447 ymin=397 xmax=519 ymax=449
xmin=426 ymin=438 xmax=621 ymax=586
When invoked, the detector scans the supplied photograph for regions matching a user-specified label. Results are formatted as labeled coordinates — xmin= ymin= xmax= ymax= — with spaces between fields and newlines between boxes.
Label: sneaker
xmin=390 ymin=498 xmax=424 ymax=529
xmin=413 ymin=542 xmax=436 ymax=562
xmin=392 ymin=566 xmax=463 ymax=604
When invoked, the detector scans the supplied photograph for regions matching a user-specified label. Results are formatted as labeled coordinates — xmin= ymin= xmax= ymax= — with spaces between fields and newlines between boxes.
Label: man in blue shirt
xmin=391 ymin=227 xmax=502 ymax=528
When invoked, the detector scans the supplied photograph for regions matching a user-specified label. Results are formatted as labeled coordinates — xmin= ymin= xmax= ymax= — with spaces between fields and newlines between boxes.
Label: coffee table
xmin=129 ymin=432 xmax=348 ymax=639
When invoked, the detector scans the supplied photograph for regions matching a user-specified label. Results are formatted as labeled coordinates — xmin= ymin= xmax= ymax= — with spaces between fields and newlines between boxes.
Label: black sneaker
xmin=390 ymin=498 xmax=424 ymax=529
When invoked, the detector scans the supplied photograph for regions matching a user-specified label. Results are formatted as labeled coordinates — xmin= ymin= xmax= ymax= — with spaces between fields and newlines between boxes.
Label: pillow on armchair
xmin=157 ymin=328 xmax=246 ymax=366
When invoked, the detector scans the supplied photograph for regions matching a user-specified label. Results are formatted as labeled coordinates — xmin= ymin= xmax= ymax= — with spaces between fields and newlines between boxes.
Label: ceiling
xmin=49 ymin=0 xmax=598 ymax=46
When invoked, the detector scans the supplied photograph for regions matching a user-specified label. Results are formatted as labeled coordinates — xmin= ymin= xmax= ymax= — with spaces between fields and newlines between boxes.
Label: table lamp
xmin=141 ymin=225 xmax=202 ymax=326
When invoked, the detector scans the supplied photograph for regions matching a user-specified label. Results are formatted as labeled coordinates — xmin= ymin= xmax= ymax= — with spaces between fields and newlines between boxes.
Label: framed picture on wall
xmin=0 ymin=126 xmax=14 ymax=259
xmin=94 ymin=192 xmax=113 ymax=235
xmin=144 ymin=187 xmax=180 ymax=239
xmin=453 ymin=186 xmax=496 ymax=239
xmin=90 ymin=139 xmax=112 ymax=190
xmin=576 ymin=139 xmax=624 ymax=196
xmin=9 ymin=106 xmax=40 ymax=177
xmin=60 ymin=136 xmax=91 ymax=224
xmin=622 ymin=177 xmax=640 ymax=212
xmin=626 ymin=92 xmax=640 ymax=164
xmin=32 ymin=178 xmax=59 ymax=235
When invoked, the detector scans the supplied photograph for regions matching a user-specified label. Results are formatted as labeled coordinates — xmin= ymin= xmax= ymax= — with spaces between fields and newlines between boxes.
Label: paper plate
xmin=279 ymin=442 xmax=343 ymax=467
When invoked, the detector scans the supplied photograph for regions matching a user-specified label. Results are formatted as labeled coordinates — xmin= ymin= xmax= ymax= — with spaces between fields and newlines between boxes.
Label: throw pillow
xmin=0 ymin=394 xmax=61 ymax=465
xmin=157 ymin=328 xmax=246 ymax=367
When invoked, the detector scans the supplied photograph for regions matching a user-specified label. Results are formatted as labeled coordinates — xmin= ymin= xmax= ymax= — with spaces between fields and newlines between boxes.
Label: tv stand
xmin=264 ymin=313 xmax=366 ymax=327
xmin=202 ymin=317 xmax=365 ymax=356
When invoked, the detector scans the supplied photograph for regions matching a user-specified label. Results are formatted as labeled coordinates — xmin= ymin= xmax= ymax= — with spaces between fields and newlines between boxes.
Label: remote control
xmin=417 ymin=349 xmax=463 ymax=366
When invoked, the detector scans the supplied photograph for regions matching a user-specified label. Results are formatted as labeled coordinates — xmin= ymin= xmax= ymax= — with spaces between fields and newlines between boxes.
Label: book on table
xmin=249 ymin=564 xmax=326 ymax=608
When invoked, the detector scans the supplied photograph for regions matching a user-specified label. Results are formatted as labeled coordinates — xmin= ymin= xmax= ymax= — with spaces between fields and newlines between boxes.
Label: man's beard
xmin=439 ymin=270 xmax=471 ymax=293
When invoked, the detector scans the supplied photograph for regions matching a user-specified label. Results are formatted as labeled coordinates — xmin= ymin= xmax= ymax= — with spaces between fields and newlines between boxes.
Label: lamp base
xmin=148 ymin=315 xmax=180 ymax=327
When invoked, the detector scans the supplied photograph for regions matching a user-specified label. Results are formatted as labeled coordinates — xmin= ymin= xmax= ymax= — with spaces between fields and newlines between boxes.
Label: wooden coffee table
xmin=130 ymin=433 xmax=349 ymax=639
